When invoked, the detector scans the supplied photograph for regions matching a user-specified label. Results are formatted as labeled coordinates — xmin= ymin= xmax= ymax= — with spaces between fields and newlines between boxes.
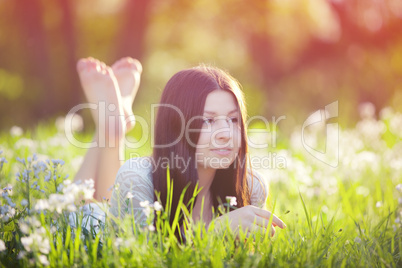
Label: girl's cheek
xmin=234 ymin=128 xmax=242 ymax=146
xmin=196 ymin=133 xmax=212 ymax=148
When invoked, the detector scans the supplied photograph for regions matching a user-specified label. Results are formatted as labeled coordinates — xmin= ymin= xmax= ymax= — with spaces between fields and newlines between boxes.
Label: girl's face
xmin=195 ymin=90 xmax=242 ymax=170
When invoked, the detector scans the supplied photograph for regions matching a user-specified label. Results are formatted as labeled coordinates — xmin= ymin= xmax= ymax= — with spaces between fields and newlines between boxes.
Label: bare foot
xmin=112 ymin=57 xmax=142 ymax=132
xmin=77 ymin=57 xmax=125 ymax=141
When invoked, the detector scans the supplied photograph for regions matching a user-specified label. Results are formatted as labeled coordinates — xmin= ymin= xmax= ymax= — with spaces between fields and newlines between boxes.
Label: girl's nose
xmin=214 ymin=118 xmax=232 ymax=140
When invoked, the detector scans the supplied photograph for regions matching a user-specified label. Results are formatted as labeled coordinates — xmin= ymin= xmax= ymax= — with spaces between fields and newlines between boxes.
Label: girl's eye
xmin=202 ymin=117 xmax=239 ymax=126
xmin=227 ymin=117 xmax=239 ymax=124
xmin=203 ymin=118 xmax=215 ymax=125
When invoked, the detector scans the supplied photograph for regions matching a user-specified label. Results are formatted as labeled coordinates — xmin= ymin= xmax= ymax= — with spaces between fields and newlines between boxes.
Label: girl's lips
xmin=210 ymin=148 xmax=232 ymax=156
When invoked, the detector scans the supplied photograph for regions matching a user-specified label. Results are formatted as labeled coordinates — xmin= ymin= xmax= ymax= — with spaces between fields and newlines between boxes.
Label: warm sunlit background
xmin=0 ymin=0 xmax=401 ymax=133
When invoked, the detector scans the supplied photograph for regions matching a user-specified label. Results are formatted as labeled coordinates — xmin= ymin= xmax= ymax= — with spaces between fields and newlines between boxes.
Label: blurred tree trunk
xmin=58 ymin=0 xmax=80 ymax=109
xmin=242 ymin=0 xmax=402 ymax=115
xmin=115 ymin=0 xmax=153 ymax=61
xmin=15 ymin=0 xmax=56 ymax=118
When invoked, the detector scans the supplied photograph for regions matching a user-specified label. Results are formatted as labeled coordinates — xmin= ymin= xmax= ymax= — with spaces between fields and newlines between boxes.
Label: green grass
xmin=0 ymin=112 xmax=401 ymax=267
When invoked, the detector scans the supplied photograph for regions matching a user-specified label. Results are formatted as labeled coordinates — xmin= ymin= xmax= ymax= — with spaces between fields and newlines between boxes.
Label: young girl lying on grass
xmin=73 ymin=57 xmax=286 ymax=237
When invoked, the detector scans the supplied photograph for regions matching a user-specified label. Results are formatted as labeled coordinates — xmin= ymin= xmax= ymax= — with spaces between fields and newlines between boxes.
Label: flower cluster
xmin=252 ymin=105 xmax=402 ymax=199
xmin=0 ymin=153 xmax=95 ymax=263
xmin=19 ymin=225 xmax=51 ymax=266
xmin=139 ymin=200 xmax=163 ymax=231
xmin=0 ymin=150 xmax=7 ymax=171
xmin=0 ymin=187 xmax=16 ymax=222
xmin=34 ymin=179 xmax=95 ymax=214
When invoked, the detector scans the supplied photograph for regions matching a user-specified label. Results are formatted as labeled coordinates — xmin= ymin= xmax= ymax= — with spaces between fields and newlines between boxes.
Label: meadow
xmin=0 ymin=104 xmax=401 ymax=267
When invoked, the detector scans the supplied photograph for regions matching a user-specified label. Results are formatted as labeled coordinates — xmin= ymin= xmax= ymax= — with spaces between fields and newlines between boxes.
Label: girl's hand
xmin=214 ymin=205 xmax=286 ymax=237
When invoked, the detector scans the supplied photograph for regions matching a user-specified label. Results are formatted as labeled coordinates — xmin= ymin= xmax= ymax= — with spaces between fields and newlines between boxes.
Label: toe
xmin=112 ymin=57 xmax=142 ymax=73
xmin=111 ymin=58 xmax=126 ymax=70
xmin=77 ymin=59 xmax=90 ymax=72
xmin=99 ymin=62 xmax=108 ymax=74
xmin=131 ymin=59 xmax=142 ymax=74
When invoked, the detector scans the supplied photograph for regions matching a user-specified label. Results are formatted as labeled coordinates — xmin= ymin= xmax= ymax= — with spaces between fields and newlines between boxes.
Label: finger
xmin=253 ymin=211 xmax=285 ymax=229
xmin=251 ymin=215 xmax=276 ymax=229
xmin=251 ymin=207 xmax=286 ymax=229
xmin=270 ymin=225 xmax=275 ymax=237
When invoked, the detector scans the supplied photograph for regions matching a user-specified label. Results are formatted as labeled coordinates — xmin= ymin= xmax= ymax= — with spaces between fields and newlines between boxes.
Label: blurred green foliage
xmin=0 ymin=0 xmax=401 ymax=132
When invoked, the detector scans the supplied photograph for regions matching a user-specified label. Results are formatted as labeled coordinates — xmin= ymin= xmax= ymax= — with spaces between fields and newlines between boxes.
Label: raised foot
xmin=77 ymin=57 xmax=125 ymax=141
xmin=112 ymin=57 xmax=142 ymax=132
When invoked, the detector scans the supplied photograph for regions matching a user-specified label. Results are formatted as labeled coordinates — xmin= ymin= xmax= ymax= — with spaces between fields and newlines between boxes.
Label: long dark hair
xmin=152 ymin=65 xmax=250 ymax=227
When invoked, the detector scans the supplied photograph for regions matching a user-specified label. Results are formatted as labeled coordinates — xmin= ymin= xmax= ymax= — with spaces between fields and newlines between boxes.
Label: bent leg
xmin=73 ymin=57 xmax=142 ymax=201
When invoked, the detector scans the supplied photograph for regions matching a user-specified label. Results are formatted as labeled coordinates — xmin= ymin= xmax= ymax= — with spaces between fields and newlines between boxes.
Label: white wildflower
xmin=62 ymin=180 xmax=94 ymax=202
xmin=226 ymin=196 xmax=237 ymax=207
xmin=113 ymin=183 xmax=120 ymax=191
xmin=38 ymin=238 xmax=50 ymax=254
xmin=17 ymin=251 xmax=26 ymax=259
xmin=84 ymin=179 xmax=94 ymax=189
xmin=140 ymin=200 xmax=150 ymax=208
xmin=0 ymin=239 xmax=5 ymax=251
xmin=144 ymin=206 xmax=151 ymax=218
xmin=358 ymin=102 xmax=375 ymax=119
xmin=82 ymin=187 xmax=95 ymax=200
xmin=10 ymin=126 xmax=23 ymax=137
xmin=376 ymin=201 xmax=383 ymax=208
xmin=9 ymin=208 xmax=15 ymax=217
xmin=21 ymin=233 xmax=50 ymax=254
xmin=20 ymin=222 xmax=30 ymax=234
xmin=148 ymin=225 xmax=155 ymax=232
xmin=21 ymin=236 xmax=34 ymax=252
xmin=56 ymin=114 xmax=83 ymax=133
xmin=126 ymin=192 xmax=134 ymax=199
xmin=154 ymin=201 xmax=162 ymax=211
xmin=67 ymin=204 xmax=77 ymax=212
xmin=38 ymin=255 xmax=49 ymax=266
xmin=35 ymin=200 xmax=49 ymax=211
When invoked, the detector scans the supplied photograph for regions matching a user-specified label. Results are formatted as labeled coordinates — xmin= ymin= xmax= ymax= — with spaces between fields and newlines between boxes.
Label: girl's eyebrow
xmin=203 ymin=109 xmax=239 ymax=115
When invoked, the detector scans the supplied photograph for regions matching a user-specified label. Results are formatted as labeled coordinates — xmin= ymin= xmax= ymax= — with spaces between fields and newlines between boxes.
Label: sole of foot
xmin=77 ymin=57 xmax=126 ymax=141
xmin=112 ymin=57 xmax=142 ymax=132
